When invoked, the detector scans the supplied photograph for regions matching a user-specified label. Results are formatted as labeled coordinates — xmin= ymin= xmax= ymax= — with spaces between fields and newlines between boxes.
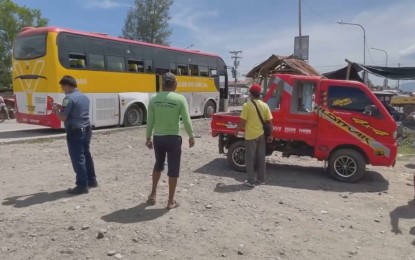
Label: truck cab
xmin=211 ymin=74 xmax=397 ymax=182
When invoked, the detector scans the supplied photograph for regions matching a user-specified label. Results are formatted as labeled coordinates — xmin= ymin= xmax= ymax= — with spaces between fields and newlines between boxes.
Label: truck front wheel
xmin=227 ymin=140 xmax=246 ymax=172
xmin=328 ymin=149 xmax=366 ymax=182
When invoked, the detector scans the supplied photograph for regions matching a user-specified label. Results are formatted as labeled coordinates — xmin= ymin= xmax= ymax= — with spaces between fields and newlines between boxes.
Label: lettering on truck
xmin=317 ymin=107 xmax=391 ymax=157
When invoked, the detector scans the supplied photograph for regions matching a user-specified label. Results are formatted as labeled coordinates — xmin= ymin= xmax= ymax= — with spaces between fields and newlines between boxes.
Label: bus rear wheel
xmin=124 ymin=104 xmax=144 ymax=126
xmin=203 ymin=100 xmax=216 ymax=118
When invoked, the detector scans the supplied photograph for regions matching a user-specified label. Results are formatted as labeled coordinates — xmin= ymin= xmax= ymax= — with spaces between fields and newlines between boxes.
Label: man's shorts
xmin=153 ymin=135 xmax=182 ymax=178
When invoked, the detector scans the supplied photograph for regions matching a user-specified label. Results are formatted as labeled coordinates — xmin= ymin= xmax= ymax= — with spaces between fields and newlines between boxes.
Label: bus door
xmin=218 ymin=74 xmax=228 ymax=112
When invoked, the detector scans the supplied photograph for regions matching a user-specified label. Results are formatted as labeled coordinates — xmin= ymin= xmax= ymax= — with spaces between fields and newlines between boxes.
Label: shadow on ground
xmin=390 ymin=199 xmax=415 ymax=246
xmin=194 ymin=158 xmax=389 ymax=193
xmin=101 ymin=203 xmax=168 ymax=224
xmin=0 ymin=129 xmax=64 ymax=140
xmin=2 ymin=190 xmax=72 ymax=208
xmin=405 ymin=163 xmax=415 ymax=170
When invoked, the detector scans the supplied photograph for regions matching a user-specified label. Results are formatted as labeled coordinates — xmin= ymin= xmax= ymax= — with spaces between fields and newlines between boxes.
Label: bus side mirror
xmin=364 ymin=105 xmax=379 ymax=117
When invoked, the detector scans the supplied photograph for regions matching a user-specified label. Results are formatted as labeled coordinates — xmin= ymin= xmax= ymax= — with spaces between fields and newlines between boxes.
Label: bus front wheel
xmin=203 ymin=100 xmax=216 ymax=118
xmin=124 ymin=104 xmax=144 ymax=126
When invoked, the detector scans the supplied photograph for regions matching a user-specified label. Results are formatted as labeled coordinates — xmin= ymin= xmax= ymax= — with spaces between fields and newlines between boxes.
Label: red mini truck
xmin=211 ymin=74 xmax=397 ymax=182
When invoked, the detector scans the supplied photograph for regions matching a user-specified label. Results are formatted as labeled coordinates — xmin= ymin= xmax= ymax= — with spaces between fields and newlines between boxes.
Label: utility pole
xmin=397 ymin=63 xmax=401 ymax=90
xmin=229 ymin=51 xmax=242 ymax=102
xmin=298 ymin=0 xmax=302 ymax=60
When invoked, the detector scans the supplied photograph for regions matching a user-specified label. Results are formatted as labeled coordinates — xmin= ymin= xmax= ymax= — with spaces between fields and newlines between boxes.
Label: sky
xmin=12 ymin=0 xmax=415 ymax=88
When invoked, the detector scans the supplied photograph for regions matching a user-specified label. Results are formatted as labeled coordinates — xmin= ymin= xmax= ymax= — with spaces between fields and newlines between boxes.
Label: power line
xmin=302 ymin=0 xmax=333 ymax=24
xmin=366 ymin=41 xmax=378 ymax=66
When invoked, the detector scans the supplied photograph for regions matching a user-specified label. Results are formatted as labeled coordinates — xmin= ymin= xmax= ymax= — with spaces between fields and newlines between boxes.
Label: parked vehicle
xmin=373 ymin=91 xmax=403 ymax=137
xmin=228 ymin=92 xmax=248 ymax=105
xmin=0 ymin=106 xmax=14 ymax=122
xmin=211 ymin=74 xmax=398 ymax=183
xmin=12 ymin=27 xmax=229 ymax=129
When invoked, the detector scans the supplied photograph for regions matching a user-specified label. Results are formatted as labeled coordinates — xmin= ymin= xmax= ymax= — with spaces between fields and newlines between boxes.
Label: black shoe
xmin=67 ymin=186 xmax=89 ymax=195
xmin=88 ymin=180 xmax=98 ymax=188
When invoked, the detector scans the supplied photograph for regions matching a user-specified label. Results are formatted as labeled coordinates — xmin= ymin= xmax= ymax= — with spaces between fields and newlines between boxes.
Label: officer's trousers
xmin=66 ymin=127 xmax=96 ymax=188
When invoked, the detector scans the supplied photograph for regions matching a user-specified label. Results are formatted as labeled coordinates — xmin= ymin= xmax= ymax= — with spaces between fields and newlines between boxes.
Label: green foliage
xmin=122 ymin=0 xmax=173 ymax=45
xmin=0 ymin=0 xmax=48 ymax=90
xmin=397 ymin=127 xmax=415 ymax=156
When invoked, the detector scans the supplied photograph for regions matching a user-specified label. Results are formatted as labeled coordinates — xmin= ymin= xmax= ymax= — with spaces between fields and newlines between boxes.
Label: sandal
xmin=166 ymin=200 xmax=180 ymax=210
xmin=146 ymin=196 xmax=156 ymax=205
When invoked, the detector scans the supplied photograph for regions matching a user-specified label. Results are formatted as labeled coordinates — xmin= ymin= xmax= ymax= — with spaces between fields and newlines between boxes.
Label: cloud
xmin=400 ymin=45 xmax=415 ymax=60
xmin=169 ymin=1 xmax=415 ymax=86
xmin=170 ymin=1 xmax=218 ymax=31
xmin=84 ymin=0 xmax=130 ymax=9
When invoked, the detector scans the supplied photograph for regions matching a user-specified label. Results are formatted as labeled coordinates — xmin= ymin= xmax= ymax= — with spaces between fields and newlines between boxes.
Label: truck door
xmin=317 ymin=81 xmax=394 ymax=159
xmin=284 ymin=79 xmax=318 ymax=146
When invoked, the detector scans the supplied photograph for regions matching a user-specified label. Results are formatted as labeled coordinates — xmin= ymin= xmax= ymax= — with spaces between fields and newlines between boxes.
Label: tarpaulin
xmin=323 ymin=60 xmax=415 ymax=80
xmin=354 ymin=63 xmax=415 ymax=80
xmin=322 ymin=64 xmax=364 ymax=82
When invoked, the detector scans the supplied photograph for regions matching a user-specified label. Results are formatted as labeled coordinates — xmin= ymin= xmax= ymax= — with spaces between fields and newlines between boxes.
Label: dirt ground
xmin=1 ymin=119 xmax=415 ymax=260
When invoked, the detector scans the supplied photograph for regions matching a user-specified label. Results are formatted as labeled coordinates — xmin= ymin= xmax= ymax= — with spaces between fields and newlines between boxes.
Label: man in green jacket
xmin=145 ymin=72 xmax=195 ymax=210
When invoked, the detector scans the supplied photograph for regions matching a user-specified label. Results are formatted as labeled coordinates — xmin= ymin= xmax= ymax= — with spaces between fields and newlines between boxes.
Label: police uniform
xmin=61 ymin=89 xmax=97 ymax=190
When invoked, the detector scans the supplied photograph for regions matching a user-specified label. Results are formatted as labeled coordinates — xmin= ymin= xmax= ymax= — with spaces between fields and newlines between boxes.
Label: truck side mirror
xmin=364 ymin=105 xmax=379 ymax=117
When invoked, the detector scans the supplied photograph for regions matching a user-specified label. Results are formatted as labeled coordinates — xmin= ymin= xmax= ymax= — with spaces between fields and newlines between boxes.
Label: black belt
xmin=69 ymin=125 xmax=91 ymax=133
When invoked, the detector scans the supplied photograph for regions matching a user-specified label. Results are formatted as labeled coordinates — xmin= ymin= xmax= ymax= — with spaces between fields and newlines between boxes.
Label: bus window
xmin=155 ymin=68 xmax=169 ymax=75
xmin=13 ymin=34 xmax=47 ymax=60
xmin=69 ymin=53 xmax=86 ymax=68
xmin=89 ymin=54 xmax=105 ymax=70
xmin=210 ymin=68 xmax=217 ymax=76
xmin=128 ymin=64 xmax=138 ymax=72
xmin=105 ymin=42 xmax=124 ymax=56
xmin=107 ymin=56 xmax=125 ymax=71
xmin=178 ymin=64 xmax=189 ymax=75
xmin=144 ymin=60 xmax=153 ymax=73
xmin=127 ymin=59 xmax=144 ymax=72
xmin=199 ymin=66 xmax=208 ymax=77
xmin=189 ymin=64 xmax=199 ymax=76
xmin=170 ymin=63 xmax=177 ymax=74
xmin=128 ymin=60 xmax=144 ymax=72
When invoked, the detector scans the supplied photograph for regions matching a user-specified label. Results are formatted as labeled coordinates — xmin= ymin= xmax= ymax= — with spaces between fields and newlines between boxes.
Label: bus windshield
xmin=13 ymin=34 xmax=47 ymax=60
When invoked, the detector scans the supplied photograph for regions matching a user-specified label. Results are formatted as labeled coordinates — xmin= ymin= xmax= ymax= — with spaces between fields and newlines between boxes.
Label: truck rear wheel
xmin=328 ymin=149 xmax=366 ymax=182
xmin=227 ymin=140 xmax=246 ymax=172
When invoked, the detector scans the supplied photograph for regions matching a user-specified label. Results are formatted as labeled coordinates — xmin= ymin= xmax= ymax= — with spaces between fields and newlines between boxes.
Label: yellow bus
xmin=12 ymin=27 xmax=229 ymax=128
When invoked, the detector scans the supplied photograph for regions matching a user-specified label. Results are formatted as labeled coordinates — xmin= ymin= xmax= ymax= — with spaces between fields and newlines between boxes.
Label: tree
xmin=122 ymin=0 xmax=173 ymax=45
xmin=0 ymin=0 xmax=48 ymax=90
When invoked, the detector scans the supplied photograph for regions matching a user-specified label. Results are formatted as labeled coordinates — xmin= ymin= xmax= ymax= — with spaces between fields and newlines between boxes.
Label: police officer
xmin=53 ymin=75 xmax=97 ymax=195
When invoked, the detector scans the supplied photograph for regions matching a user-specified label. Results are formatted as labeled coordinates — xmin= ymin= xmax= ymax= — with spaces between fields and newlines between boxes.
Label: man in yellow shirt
xmin=234 ymin=83 xmax=273 ymax=187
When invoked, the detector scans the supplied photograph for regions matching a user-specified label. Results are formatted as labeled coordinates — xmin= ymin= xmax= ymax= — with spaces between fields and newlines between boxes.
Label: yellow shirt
xmin=240 ymin=100 xmax=273 ymax=140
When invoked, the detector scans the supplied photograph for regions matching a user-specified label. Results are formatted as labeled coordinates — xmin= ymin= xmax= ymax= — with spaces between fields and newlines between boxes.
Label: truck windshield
xmin=13 ymin=33 xmax=47 ymax=60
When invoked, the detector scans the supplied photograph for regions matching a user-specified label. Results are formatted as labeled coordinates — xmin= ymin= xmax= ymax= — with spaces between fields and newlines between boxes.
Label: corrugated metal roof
xmin=246 ymin=54 xmax=321 ymax=78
